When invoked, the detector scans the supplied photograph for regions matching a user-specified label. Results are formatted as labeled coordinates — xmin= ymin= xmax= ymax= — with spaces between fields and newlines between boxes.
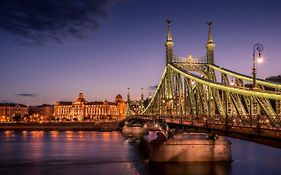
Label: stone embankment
xmin=0 ymin=121 xmax=122 ymax=131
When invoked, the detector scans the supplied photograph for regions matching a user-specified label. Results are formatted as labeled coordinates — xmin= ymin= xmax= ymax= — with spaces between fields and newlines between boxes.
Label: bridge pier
xmin=148 ymin=132 xmax=232 ymax=162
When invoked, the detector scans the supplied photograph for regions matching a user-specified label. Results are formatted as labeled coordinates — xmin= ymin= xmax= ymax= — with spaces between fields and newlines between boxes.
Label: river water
xmin=0 ymin=131 xmax=280 ymax=175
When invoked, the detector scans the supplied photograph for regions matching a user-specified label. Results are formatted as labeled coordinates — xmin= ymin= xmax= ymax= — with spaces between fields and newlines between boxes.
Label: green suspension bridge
xmin=127 ymin=21 xmax=281 ymax=148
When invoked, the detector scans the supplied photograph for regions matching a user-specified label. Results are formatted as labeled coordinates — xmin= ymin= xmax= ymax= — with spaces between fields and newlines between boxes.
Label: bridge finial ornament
xmin=206 ymin=21 xmax=215 ymax=64
xmin=166 ymin=19 xmax=173 ymax=41
xmin=165 ymin=19 xmax=174 ymax=65
xmin=127 ymin=88 xmax=130 ymax=104
xmin=207 ymin=22 xmax=214 ymax=43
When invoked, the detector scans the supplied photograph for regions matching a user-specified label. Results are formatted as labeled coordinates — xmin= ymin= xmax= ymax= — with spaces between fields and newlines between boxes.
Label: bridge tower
xmin=205 ymin=22 xmax=217 ymax=115
xmin=125 ymin=88 xmax=134 ymax=116
xmin=139 ymin=88 xmax=145 ymax=113
xmin=166 ymin=19 xmax=174 ymax=65
xmin=127 ymin=88 xmax=130 ymax=104
xmin=206 ymin=22 xmax=215 ymax=64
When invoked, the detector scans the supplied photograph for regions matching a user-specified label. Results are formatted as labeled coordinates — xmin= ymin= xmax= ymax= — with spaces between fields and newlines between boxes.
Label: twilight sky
xmin=0 ymin=0 xmax=281 ymax=105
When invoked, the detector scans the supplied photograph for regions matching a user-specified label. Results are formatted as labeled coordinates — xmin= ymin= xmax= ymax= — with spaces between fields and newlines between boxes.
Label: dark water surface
xmin=0 ymin=131 xmax=280 ymax=175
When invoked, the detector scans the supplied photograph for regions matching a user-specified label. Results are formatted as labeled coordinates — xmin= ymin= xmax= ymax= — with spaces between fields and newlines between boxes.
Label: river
xmin=0 ymin=131 xmax=280 ymax=175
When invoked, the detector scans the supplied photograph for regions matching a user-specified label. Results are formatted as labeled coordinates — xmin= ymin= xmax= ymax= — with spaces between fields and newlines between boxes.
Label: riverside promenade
xmin=0 ymin=121 xmax=122 ymax=131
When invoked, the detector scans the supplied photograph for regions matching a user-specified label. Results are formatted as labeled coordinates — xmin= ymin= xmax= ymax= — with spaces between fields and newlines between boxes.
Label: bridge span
xmin=126 ymin=21 xmax=281 ymax=148
xmin=126 ymin=115 xmax=281 ymax=148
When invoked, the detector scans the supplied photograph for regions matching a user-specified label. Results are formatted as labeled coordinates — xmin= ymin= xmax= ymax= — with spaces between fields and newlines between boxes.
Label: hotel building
xmin=53 ymin=93 xmax=127 ymax=121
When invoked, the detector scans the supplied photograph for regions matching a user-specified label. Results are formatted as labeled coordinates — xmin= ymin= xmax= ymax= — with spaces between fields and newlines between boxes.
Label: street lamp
xmin=191 ymin=80 xmax=196 ymax=86
xmin=252 ymin=43 xmax=264 ymax=89
xmin=230 ymin=79 xmax=235 ymax=86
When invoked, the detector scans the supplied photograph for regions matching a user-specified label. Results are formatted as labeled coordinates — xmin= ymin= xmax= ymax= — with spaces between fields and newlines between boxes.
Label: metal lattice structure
xmin=142 ymin=63 xmax=281 ymax=127
xmin=129 ymin=21 xmax=281 ymax=141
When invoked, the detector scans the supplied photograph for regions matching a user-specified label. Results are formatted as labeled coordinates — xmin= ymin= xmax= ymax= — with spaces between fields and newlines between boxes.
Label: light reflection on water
xmin=0 ymin=131 xmax=280 ymax=175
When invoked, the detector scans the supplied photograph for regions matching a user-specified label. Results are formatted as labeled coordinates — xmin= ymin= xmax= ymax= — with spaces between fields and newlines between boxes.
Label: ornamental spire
xmin=206 ymin=22 xmax=215 ymax=64
xmin=165 ymin=19 xmax=174 ymax=64
xmin=127 ymin=88 xmax=130 ymax=103
xmin=207 ymin=22 xmax=214 ymax=44
xmin=167 ymin=19 xmax=173 ymax=41
xmin=141 ymin=88 xmax=144 ymax=101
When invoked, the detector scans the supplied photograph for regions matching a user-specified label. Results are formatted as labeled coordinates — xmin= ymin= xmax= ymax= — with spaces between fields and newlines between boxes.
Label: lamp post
xmin=252 ymin=43 xmax=264 ymax=89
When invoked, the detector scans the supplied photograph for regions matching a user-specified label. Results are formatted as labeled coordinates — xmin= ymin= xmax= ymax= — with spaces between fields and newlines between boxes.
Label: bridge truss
xmin=129 ymin=21 xmax=281 ymax=142
xmin=142 ymin=61 xmax=281 ymax=128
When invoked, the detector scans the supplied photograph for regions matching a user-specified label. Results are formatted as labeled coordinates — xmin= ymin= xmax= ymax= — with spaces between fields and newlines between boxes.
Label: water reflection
xmin=4 ymin=130 xmax=14 ymax=137
xmin=148 ymin=162 xmax=231 ymax=175
xmin=29 ymin=136 xmax=44 ymax=160
xmin=21 ymin=131 xmax=28 ymax=138
xmin=65 ymin=131 xmax=73 ymax=141
xmin=30 ymin=131 xmax=44 ymax=138
xmin=0 ymin=131 xmax=280 ymax=175
xmin=50 ymin=131 xmax=59 ymax=139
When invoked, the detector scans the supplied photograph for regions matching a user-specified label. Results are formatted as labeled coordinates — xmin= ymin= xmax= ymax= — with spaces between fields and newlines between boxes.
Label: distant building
xmin=0 ymin=103 xmax=28 ymax=118
xmin=53 ymin=93 xmax=127 ymax=121
xmin=28 ymin=104 xmax=54 ymax=117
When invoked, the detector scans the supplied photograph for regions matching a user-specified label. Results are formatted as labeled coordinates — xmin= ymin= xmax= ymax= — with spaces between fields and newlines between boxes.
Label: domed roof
xmin=115 ymin=94 xmax=123 ymax=102
xmin=76 ymin=93 xmax=86 ymax=102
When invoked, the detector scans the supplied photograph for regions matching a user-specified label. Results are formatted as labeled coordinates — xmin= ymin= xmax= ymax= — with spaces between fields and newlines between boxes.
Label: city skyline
xmin=1 ymin=0 xmax=281 ymax=105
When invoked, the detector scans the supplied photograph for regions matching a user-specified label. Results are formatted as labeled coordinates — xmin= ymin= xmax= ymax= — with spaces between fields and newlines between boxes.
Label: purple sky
xmin=0 ymin=0 xmax=281 ymax=105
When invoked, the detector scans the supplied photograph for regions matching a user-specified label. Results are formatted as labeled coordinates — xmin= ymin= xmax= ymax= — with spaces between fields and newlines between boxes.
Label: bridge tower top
xmin=165 ymin=19 xmax=174 ymax=65
xmin=127 ymin=88 xmax=130 ymax=104
xmin=206 ymin=22 xmax=215 ymax=64
xmin=141 ymin=88 xmax=144 ymax=101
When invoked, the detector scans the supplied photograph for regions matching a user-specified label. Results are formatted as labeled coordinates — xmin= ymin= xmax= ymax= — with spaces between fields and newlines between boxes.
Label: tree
xmin=12 ymin=115 xmax=22 ymax=123
xmin=266 ymin=75 xmax=281 ymax=83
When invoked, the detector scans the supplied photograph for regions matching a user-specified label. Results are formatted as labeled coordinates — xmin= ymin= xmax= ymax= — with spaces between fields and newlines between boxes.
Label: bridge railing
xmin=129 ymin=114 xmax=281 ymax=139
xmin=168 ymin=114 xmax=281 ymax=139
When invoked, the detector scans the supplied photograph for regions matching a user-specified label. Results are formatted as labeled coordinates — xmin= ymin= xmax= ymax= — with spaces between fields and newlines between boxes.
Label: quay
xmin=0 ymin=121 xmax=121 ymax=131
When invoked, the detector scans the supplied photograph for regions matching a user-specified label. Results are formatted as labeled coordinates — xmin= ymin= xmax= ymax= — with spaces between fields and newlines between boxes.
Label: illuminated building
xmin=53 ymin=93 xmax=127 ymax=121
xmin=29 ymin=104 xmax=54 ymax=117
xmin=0 ymin=103 xmax=28 ymax=119
xmin=28 ymin=104 xmax=54 ymax=121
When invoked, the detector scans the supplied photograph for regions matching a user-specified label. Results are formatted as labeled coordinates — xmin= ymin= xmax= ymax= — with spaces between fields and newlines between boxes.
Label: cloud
xmin=15 ymin=93 xmax=38 ymax=97
xmin=0 ymin=0 xmax=117 ymax=44
xmin=0 ymin=99 xmax=14 ymax=103
xmin=148 ymin=85 xmax=158 ymax=90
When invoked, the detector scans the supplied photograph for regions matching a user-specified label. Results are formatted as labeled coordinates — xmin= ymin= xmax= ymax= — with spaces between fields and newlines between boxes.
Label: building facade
xmin=29 ymin=104 xmax=54 ymax=117
xmin=53 ymin=93 xmax=127 ymax=121
xmin=28 ymin=104 xmax=54 ymax=122
xmin=0 ymin=103 xmax=28 ymax=122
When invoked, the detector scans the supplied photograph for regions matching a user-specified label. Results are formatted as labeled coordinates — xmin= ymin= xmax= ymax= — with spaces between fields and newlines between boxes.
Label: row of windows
xmin=56 ymin=107 xmax=119 ymax=115
xmin=0 ymin=110 xmax=28 ymax=115
xmin=57 ymin=110 xmax=118 ymax=115
xmin=57 ymin=104 xmax=116 ymax=108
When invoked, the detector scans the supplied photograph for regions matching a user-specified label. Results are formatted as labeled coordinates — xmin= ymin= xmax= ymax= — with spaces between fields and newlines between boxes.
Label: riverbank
xmin=0 ymin=121 xmax=122 ymax=131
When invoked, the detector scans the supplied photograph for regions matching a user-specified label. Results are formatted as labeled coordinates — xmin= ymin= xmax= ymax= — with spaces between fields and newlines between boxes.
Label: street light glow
xmin=252 ymin=43 xmax=264 ymax=89
xmin=191 ymin=81 xmax=196 ymax=85
xmin=257 ymin=56 xmax=264 ymax=63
